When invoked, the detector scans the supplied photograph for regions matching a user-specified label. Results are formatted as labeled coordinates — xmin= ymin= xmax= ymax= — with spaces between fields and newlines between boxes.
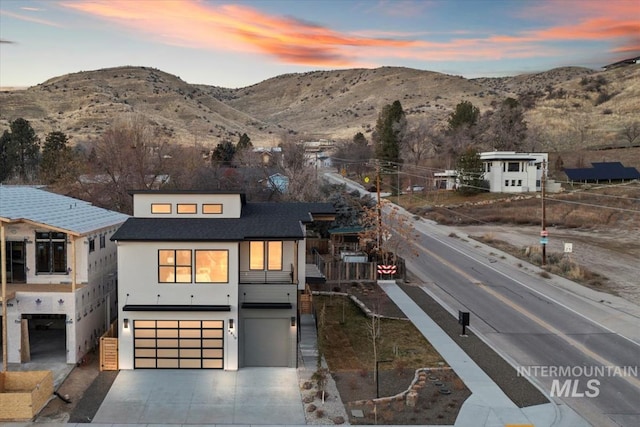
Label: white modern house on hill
xmin=480 ymin=151 xmax=548 ymax=193
xmin=1 ymin=186 xmax=128 ymax=365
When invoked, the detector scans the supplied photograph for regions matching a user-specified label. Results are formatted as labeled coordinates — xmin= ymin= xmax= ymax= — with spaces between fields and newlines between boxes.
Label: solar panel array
xmin=564 ymin=162 xmax=640 ymax=182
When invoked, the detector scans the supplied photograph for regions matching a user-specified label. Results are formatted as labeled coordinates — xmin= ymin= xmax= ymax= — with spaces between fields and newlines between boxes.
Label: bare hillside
xmin=1 ymin=64 xmax=638 ymax=150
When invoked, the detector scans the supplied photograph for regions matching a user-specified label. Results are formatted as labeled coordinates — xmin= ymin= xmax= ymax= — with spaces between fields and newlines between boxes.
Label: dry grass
xmin=315 ymin=295 xmax=444 ymax=372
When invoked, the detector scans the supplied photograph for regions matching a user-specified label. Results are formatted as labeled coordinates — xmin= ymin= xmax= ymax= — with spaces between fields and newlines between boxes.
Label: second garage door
xmin=243 ymin=318 xmax=289 ymax=367
xmin=133 ymin=319 xmax=224 ymax=369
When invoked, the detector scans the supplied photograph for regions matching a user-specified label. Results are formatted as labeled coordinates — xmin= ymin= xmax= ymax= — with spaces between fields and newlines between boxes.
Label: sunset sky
xmin=1 ymin=0 xmax=638 ymax=88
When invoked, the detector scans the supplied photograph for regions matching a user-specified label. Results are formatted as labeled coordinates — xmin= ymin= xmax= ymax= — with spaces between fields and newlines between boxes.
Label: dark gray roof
xmin=564 ymin=162 xmax=640 ymax=182
xmin=111 ymin=202 xmax=334 ymax=241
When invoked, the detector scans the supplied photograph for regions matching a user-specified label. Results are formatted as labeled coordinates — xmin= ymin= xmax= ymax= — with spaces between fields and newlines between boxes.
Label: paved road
xmin=405 ymin=223 xmax=640 ymax=427
xmin=322 ymin=172 xmax=640 ymax=426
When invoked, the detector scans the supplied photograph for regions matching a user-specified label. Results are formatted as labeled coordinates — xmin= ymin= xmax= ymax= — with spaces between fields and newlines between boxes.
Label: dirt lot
xmin=458 ymin=224 xmax=640 ymax=305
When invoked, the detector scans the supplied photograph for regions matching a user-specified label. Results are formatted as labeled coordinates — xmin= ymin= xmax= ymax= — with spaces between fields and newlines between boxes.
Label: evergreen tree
xmin=0 ymin=118 xmax=40 ymax=182
xmin=40 ymin=131 xmax=77 ymax=184
xmin=456 ymin=147 xmax=486 ymax=195
xmin=211 ymin=140 xmax=236 ymax=166
xmin=448 ymin=101 xmax=480 ymax=131
xmin=373 ymin=100 xmax=406 ymax=164
xmin=237 ymin=133 xmax=252 ymax=150
xmin=0 ymin=130 xmax=17 ymax=182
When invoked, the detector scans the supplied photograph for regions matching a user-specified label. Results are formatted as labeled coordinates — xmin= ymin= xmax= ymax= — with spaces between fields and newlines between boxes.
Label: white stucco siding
xmin=132 ymin=193 xmax=242 ymax=218
xmin=116 ymin=241 xmax=239 ymax=305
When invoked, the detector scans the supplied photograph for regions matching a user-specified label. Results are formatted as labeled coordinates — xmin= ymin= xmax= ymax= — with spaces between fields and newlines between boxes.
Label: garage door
xmin=133 ymin=320 xmax=224 ymax=369
xmin=244 ymin=318 xmax=289 ymax=367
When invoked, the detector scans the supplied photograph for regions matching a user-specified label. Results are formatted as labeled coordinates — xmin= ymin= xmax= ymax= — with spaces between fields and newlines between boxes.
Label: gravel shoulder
xmin=457 ymin=224 xmax=640 ymax=305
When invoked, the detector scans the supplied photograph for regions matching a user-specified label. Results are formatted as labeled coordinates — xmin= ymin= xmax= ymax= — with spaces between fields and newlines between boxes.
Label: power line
xmin=545 ymin=197 xmax=640 ymax=213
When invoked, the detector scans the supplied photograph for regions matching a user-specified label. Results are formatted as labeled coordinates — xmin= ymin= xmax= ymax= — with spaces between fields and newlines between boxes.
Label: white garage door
xmin=244 ymin=318 xmax=289 ymax=367
xmin=134 ymin=320 xmax=224 ymax=369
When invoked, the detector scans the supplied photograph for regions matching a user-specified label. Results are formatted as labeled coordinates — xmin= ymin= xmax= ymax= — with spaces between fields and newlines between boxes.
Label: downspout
xmin=293 ymin=240 xmax=299 ymax=285
xmin=1 ymin=222 xmax=7 ymax=372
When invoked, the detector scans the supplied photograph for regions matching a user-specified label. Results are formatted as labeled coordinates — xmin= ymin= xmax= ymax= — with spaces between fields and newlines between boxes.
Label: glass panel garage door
xmin=134 ymin=320 xmax=224 ymax=369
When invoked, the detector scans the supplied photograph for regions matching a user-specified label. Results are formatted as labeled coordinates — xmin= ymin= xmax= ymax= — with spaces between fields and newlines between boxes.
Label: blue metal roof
xmin=0 ymin=185 xmax=129 ymax=235
xmin=564 ymin=162 xmax=640 ymax=182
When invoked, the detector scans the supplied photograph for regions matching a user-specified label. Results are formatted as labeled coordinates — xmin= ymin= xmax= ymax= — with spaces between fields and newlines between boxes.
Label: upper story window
xmin=158 ymin=249 xmax=229 ymax=283
xmin=177 ymin=203 xmax=197 ymax=214
xmin=158 ymin=250 xmax=192 ymax=283
xmin=203 ymin=204 xmax=223 ymax=214
xmin=250 ymin=241 xmax=283 ymax=271
xmin=195 ymin=250 xmax=228 ymax=283
xmin=100 ymin=234 xmax=106 ymax=249
xmin=507 ymin=162 xmax=520 ymax=172
xmin=35 ymin=232 xmax=67 ymax=274
xmin=151 ymin=203 xmax=172 ymax=214
xmin=89 ymin=238 xmax=96 ymax=253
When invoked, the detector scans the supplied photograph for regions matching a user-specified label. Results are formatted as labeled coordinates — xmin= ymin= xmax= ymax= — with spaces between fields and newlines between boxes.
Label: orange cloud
xmin=58 ymin=0 xmax=638 ymax=68
xmin=0 ymin=9 xmax=62 ymax=27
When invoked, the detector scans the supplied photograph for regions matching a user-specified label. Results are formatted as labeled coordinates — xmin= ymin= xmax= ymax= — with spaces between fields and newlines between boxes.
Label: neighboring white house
xmin=480 ymin=151 xmax=548 ymax=193
xmin=111 ymin=191 xmax=334 ymax=370
xmin=1 ymin=186 xmax=128 ymax=365
xmin=434 ymin=170 xmax=458 ymax=190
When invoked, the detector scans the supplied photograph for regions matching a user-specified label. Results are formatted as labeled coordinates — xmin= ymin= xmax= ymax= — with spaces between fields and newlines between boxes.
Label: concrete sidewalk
xmin=378 ymin=280 xmax=590 ymax=427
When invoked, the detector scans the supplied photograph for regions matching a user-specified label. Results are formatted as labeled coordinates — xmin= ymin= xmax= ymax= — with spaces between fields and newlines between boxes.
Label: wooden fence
xmin=100 ymin=322 xmax=118 ymax=371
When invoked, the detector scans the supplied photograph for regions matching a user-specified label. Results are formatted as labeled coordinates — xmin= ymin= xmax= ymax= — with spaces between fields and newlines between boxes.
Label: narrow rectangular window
xmin=151 ymin=203 xmax=172 ymax=214
xmin=505 ymin=180 xmax=509 ymax=187
xmin=89 ymin=238 xmax=95 ymax=253
xmin=517 ymin=179 xmax=522 ymax=186
xmin=195 ymin=250 xmax=229 ymax=283
xmin=158 ymin=250 xmax=192 ymax=283
xmin=250 ymin=241 xmax=264 ymax=270
xmin=267 ymin=241 xmax=283 ymax=270
xmin=177 ymin=203 xmax=197 ymax=214
xmin=511 ymin=180 xmax=516 ymax=186
xmin=99 ymin=234 xmax=106 ymax=249
xmin=203 ymin=204 xmax=223 ymax=214
xmin=35 ymin=232 xmax=67 ymax=274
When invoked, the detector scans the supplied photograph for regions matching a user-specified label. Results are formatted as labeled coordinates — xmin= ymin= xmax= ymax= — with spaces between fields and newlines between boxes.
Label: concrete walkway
xmin=378 ymin=279 xmax=590 ymax=427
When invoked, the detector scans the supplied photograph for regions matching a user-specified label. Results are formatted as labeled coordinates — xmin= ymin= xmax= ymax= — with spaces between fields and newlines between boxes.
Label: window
xmin=250 ymin=241 xmax=283 ymax=271
xmin=195 ymin=250 xmax=228 ymax=283
xmin=177 ymin=204 xmax=197 ymax=214
xmin=203 ymin=204 xmax=223 ymax=214
xmin=517 ymin=180 xmax=522 ymax=186
xmin=507 ymin=162 xmax=520 ymax=172
xmin=159 ymin=250 xmax=192 ymax=283
xmin=511 ymin=180 xmax=516 ymax=186
xmin=505 ymin=180 xmax=509 ymax=187
xmin=151 ymin=203 xmax=172 ymax=214
xmin=89 ymin=238 xmax=95 ymax=253
xmin=249 ymin=241 xmax=264 ymax=270
xmin=35 ymin=232 xmax=67 ymax=274
xmin=100 ymin=234 xmax=106 ymax=249
xmin=267 ymin=241 xmax=283 ymax=270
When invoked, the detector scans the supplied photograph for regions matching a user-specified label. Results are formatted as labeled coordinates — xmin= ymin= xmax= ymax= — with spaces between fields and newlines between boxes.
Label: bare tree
xmin=620 ymin=121 xmax=640 ymax=147
xmin=402 ymin=121 xmax=437 ymax=166
xmin=80 ymin=114 xmax=173 ymax=213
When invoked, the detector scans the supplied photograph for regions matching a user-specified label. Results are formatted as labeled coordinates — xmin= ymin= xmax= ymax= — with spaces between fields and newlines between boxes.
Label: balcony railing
xmin=239 ymin=268 xmax=294 ymax=284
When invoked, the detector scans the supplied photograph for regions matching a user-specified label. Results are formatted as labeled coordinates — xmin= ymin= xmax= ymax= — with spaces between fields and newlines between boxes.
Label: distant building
xmin=434 ymin=170 xmax=458 ymax=190
xmin=564 ymin=162 xmax=640 ymax=184
xmin=260 ymin=173 xmax=290 ymax=193
xmin=480 ymin=151 xmax=548 ymax=193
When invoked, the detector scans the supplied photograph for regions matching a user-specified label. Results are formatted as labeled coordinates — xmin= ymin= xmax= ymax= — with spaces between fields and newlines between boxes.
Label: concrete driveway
xmin=92 ymin=368 xmax=305 ymax=425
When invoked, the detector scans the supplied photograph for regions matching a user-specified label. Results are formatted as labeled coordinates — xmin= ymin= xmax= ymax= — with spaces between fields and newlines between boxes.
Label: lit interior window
xmin=177 ymin=204 xmax=197 ymax=214
xmin=151 ymin=203 xmax=172 ymax=214
xmin=203 ymin=204 xmax=223 ymax=214
xmin=195 ymin=250 xmax=228 ymax=283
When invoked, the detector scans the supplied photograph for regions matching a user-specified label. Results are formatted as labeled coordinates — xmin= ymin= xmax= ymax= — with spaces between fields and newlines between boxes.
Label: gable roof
xmin=0 ymin=185 xmax=129 ymax=236
xmin=111 ymin=201 xmax=335 ymax=242
xmin=564 ymin=162 xmax=640 ymax=182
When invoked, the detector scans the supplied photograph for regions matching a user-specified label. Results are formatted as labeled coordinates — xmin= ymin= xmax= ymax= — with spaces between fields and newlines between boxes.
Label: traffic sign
xmin=564 ymin=243 xmax=573 ymax=253
xmin=364 ymin=176 xmax=370 ymax=183
xmin=540 ymin=230 xmax=549 ymax=237
xmin=540 ymin=237 xmax=548 ymax=244
xmin=377 ymin=265 xmax=397 ymax=275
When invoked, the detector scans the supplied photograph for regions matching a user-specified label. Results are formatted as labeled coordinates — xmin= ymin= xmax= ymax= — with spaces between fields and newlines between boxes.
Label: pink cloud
xmin=58 ymin=0 xmax=638 ymax=68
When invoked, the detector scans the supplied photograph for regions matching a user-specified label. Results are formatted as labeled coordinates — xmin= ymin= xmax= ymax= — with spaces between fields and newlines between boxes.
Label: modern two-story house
xmin=480 ymin=151 xmax=548 ymax=193
xmin=111 ymin=191 xmax=334 ymax=370
xmin=1 ymin=186 xmax=128 ymax=365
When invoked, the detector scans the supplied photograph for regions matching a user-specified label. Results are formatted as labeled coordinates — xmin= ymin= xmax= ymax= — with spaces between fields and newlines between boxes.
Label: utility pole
xmin=376 ymin=161 xmax=382 ymax=252
xmin=397 ymin=163 xmax=400 ymax=205
xmin=541 ymin=160 xmax=547 ymax=266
